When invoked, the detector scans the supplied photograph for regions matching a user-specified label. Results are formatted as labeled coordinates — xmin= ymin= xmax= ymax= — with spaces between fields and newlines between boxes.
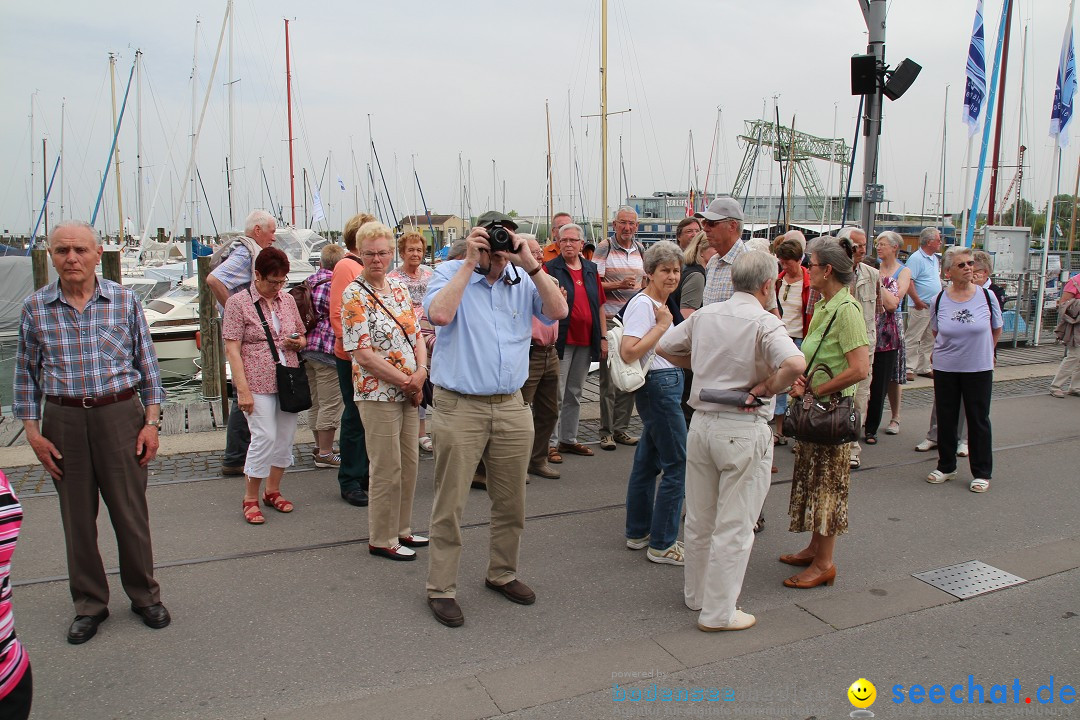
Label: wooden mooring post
xmin=197 ymin=256 xmax=222 ymax=401
xmin=101 ymin=248 xmax=122 ymax=284
xmin=31 ymin=248 xmax=50 ymax=290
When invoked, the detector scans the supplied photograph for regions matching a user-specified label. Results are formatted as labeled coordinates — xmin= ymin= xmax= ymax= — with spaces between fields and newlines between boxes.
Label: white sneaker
xmin=626 ymin=535 xmax=650 ymax=550
xmin=927 ymin=469 xmax=957 ymax=484
xmin=698 ymin=609 xmax=757 ymax=632
xmin=915 ymin=439 xmax=938 ymax=452
xmin=646 ymin=541 xmax=685 ymax=566
xmin=969 ymin=478 xmax=990 ymax=493
xmin=957 ymin=442 xmax=969 ymax=457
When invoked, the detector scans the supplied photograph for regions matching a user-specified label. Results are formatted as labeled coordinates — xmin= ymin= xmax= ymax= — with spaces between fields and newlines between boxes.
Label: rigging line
xmin=68 ymin=69 xmax=111 ymax=220
xmin=0 ymin=122 xmax=32 ymax=225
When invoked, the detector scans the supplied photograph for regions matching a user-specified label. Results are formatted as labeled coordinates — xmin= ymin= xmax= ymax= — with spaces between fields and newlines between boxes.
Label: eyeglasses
xmin=261 ymin=277 xmax=288 ymax=287
xmin=361 ymin=251 xmax=392 ymax=260
xmin=557 ymin=237 xmax=582 ymax=244
xmin=702 ymin=218 xmax=731 ymax=228
xmin=954 ymin=260 xmax=975 ymax=268
xmin=783 ymin=284 xmax=792 ymax=301
xmin=807 ymin=262 xmax=827 ymax=268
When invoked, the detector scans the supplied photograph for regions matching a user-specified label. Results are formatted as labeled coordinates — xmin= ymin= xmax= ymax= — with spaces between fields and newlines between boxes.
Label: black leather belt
xmin=46 ymin=388 xmax=136 ymax=408
xmin=530 ymin=343 xmax=556 ymax=350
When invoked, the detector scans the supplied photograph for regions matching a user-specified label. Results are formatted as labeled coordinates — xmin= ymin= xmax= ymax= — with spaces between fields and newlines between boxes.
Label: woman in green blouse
xmin=780 ymin=235 xmax=869 ymax=589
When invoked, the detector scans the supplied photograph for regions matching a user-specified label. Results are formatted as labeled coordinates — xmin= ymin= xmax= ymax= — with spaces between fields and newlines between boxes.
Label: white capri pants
xmin=243 ymin=393 xmax=299 ymax=479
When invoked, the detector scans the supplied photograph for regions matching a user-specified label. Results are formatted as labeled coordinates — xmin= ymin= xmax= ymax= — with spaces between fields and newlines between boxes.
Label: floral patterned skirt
xmin=788 ymin=441 xmax=850 ymax=536
xmin=892 ymin=317 xmax=908 ymax=385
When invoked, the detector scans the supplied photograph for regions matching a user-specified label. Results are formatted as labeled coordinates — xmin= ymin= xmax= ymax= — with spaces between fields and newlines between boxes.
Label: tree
xmin=507 ymin=210 xmax=519 ymax=218
xmin=1000 ymin=198 xmax=1034 ymax=227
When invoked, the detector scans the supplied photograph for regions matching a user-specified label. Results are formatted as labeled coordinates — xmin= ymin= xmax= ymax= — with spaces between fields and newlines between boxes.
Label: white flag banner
xmin=311 ymin=185 xmax=326 ymax=224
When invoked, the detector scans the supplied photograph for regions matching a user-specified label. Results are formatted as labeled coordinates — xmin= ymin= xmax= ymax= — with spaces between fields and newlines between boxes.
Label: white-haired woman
xmin=926 ymin=247 xmax=1002 ymax=493
xmin=874 ymin=231 xmax=911 ymax=435
xmin=620 ymin=241 xmax=687 ymax=566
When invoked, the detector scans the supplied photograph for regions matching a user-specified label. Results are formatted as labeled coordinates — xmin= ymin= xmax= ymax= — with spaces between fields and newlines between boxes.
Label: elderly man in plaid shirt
xmin=302 ymin=244 xmax=345 ymax=467
xmin=206 ymin=209 xmax=277 ymax=476
xmin=15 ymin=220 xmax=170 ymax=644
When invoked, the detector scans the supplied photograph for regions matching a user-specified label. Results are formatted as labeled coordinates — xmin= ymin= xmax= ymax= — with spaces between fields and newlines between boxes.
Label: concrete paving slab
xmin=478 ymin=639 xmax=683 ymax=714
xmin=795 ymin=577 xmax=958 ymax=630
xmin=268 ymin=676 xmax=501 ymax=720
xmin=652 ymin=603 xmax=832 ymax=668
xmin=986 ymin=536 xmax=1080 ymax=581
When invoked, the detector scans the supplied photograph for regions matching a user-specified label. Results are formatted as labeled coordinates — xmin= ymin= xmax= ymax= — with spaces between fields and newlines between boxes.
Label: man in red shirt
xmin=521 ymin=236 xmax=563 ymax=479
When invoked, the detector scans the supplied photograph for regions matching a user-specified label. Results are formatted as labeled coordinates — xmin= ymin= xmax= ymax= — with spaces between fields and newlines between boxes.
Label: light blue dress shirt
xmin=905 ymin=248 xmax=942 ymax=302
xmin=423 ymin=260 xmax=552 ymax=395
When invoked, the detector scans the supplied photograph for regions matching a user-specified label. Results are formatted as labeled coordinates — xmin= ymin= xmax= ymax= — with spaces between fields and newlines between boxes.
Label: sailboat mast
xmin=109 ymin=53 xmax=126 ymax=241
xmin=600 ymin=0 xmax=609 ymax=234
xmin=546 ymin=99 xmax=553 ymax=223
xmin=1014 ymin=25 xmax=1028 ymax=226
xmin=939 ymin=85 xmax=948 ymax=230
xmin=191 ymin=23 xmax=199 ymax=237
xmin=285 ymin=18 xmax=296 ymax=226
xmin=136 ymin=50 xmax=144 ymax=234
xmin=227 ymin=0 xmax=235 ymax=228
xmin=986 ymin=0 xmax=1013 ymax=225
xmin=29 ymin=93 xmax=35 ymax=239
xmin=42 ymin=139 xmax=48 ymax=237
xmin=60 ymin=98 xmax=65 ymax=222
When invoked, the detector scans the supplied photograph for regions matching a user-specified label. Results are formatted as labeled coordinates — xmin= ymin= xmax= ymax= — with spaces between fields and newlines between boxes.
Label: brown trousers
xmin=43 ymin=396 xmax=160 ymax=615
xmin=520 ymin=346 xmax=560 ymax=468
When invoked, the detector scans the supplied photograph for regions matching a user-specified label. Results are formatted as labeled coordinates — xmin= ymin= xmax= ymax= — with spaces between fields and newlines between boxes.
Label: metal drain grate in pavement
xmin=912 ymin=560 xmax=1026 ymax=599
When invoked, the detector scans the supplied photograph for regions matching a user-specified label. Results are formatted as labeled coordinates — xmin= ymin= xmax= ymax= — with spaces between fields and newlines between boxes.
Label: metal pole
xmin=986 ymin=0 xmax=1013 ymax=226
xmin=110 ymin=54 xmax=126 ymax=242
xmin=1069 ymin=155 xmax=1079 ymax=252
xmin=136 ymin=51 xmax=144 ymax=234
xmin=546 ymin=99 xmax=554 ymax=224
xmin=285 ymin=19 xmax=296 ymax=226
xmin=1033 ymin=148 xmax=1062 ymax=345
xmin=859 ymin=0 xmax=886 ymax=240
xmin=600 ymin=0 xmax=608 ymax=233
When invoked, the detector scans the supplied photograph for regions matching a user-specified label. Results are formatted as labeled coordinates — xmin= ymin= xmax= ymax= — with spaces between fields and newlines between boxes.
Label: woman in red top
xmin=772 ymin=238 xmax=811 ymax=442
xmin=223 ymin=247 xmax=307 ymax=525
xmin=544 ymin=222 xmax=607 ymax=456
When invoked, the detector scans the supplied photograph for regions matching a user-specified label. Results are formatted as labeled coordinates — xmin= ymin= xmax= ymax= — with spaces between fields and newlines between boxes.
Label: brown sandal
xmin=243 ymin=500 xmax=265 ymax=525
xmin=262 ymin=492 xmax=294 ymax=513
xmin=547 ymin=447 xmax=563 ymax=464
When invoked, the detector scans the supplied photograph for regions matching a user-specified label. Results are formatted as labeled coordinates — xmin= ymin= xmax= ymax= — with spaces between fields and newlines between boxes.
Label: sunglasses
xmin=702 ymin=218 xmax=733 ymax=228
xmin=954 ymin=260 xmax=975 ymax=268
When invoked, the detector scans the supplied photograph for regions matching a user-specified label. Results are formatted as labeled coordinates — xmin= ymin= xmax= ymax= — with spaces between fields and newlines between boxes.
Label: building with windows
xmin=396 ymin=214 xmax=469 ymax=250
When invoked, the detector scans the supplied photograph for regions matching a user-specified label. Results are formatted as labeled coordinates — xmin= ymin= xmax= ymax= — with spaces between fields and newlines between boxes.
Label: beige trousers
xmin=426 ymin=387 xmax=532 ymax=598
xmin=305 ymin=360 xmax=344 ymax=431
xmin=850 ymin=349 xmax=875 ymax=459
xmin=683 ymin=412 xmax=773 ymax=628
xmin=357 ymin=400 xmax=419 ymax=548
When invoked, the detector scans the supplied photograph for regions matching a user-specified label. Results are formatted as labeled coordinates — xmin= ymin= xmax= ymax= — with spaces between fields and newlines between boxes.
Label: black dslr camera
xmin=483 ymin=222 xmax=519 ymax=254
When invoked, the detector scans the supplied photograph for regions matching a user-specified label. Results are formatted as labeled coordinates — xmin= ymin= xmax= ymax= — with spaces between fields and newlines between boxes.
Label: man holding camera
xmin=423 ymin=211 xmax=568 ymax=628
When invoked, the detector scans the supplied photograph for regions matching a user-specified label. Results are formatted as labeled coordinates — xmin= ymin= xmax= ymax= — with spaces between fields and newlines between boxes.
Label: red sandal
xmin=262 ymin=491 xmax=294 ymax=513
xmin=242 ymin=500 xmax=265 ymax=525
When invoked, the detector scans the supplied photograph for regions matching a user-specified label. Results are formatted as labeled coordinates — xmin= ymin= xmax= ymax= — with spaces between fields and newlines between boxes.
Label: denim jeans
xmin=625 ymin=368 xmax=687 ymax=551
xmin=773 ymin=337 xmax=802 ymax=418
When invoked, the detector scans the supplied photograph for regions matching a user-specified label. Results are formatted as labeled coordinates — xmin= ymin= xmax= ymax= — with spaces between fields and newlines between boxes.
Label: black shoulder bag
xmin=782 ymin=300 xmax=860 ymax=445
xmin=253 ymin=298 xmax=312 ymax=413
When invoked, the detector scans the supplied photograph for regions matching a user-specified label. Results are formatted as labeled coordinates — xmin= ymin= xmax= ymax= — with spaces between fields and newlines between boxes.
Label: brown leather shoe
xmin=485 ymin=578 xmax=536 ymax=605
xmin=779 ymin=553 xmax=814 ymax=566
xmin=558 ymin=442 xmax=594 ymax=456
xmin=428 ymin=597 xmax=464 ymax=627
xmin=547 ymin=446 xmax=563 ymax=464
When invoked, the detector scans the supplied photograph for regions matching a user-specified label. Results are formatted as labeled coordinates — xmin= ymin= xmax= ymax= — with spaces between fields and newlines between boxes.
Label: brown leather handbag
xmin=782 ymin=308 xmax=860 ymax=446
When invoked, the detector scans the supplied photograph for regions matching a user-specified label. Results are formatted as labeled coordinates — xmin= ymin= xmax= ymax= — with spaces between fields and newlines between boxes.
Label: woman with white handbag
xmin=617 ymin=241 xmax=687 ymax=566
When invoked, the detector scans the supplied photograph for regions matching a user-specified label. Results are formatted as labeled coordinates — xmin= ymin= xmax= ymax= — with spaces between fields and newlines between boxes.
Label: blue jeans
xmin=625 ymin=368 xmax=687 ymax=551
xmin=773 ymin=337 xmax=802 ymax=418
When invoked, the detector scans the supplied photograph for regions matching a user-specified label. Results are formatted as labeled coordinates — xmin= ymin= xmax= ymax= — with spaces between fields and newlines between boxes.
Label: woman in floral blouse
xmin=342 ymin=223 xmax=429 ymax=561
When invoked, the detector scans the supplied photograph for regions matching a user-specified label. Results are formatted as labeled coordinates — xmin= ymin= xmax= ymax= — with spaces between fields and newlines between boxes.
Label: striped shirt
xmin=594 ymin=239 xmax=644 ymax=316
xmin=14 ymin=279 xmax=166 ymax=420
xmin=0 ymin=471 xmax=29 ymax=701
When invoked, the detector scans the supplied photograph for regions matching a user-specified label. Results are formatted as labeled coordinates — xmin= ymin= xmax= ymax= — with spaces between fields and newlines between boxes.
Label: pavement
xmin=8 ymin=357 xmax=1080 ymax=720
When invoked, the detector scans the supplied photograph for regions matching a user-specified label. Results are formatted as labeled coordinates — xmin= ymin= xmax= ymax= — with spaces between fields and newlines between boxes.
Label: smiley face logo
xmin=847 ymin=678 xmax=877 ymax=709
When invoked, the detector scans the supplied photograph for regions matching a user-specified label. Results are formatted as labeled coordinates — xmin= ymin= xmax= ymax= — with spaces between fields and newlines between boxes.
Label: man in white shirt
xmin=659 ymin=251 xmax=805 ymax=632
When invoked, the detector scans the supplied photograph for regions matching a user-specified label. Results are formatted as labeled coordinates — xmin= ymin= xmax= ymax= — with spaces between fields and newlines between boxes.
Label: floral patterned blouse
xmin=341 ymin=276 xmax=419 ymax=402
xmin=387 ymin=264 xmax=433 ymax=312
xmin=222 ymin=286 xmax=304 ymax=394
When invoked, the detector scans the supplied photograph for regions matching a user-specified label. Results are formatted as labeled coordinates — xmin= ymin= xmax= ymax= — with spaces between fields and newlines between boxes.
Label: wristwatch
xmin=145 ymin=420 xmax=161 ymax=428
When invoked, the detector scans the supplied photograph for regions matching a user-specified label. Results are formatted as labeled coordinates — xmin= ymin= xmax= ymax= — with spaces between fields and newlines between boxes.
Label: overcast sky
xmin=1 ymin=0 xmax=1076 ymax=237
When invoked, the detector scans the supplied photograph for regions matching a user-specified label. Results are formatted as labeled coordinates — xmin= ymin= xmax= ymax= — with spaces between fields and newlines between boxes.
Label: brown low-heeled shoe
xmin=778 ymin=553 xmax=814 ymax=566
xmin=783 ymin=565 xmax=837 ymax=588
xmin=558 ymin=442 xmax=594 ymax=457
xmin=485 ymin=578 xmax=536 ymax=605
xmin=428 ymin=597 xmax=464 ymax=627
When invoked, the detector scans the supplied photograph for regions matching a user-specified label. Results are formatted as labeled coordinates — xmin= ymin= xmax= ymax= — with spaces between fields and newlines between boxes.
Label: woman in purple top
xmin=927 ymin=247 xmax=1002 ymax=493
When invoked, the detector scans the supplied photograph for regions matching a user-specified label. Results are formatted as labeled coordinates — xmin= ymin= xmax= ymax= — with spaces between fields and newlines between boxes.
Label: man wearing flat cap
xmin=423 ymin=211 xmax=568 ymax=628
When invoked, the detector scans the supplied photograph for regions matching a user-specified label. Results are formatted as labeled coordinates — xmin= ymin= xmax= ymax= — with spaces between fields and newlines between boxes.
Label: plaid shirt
xmin=702 ymin=240 xmax=747 ymax=306
xmin=304 ymin=268 xmax=336 ymax=356
xmin=209 ymin=243 xmax=253 ymax=313
xmin=14 ymin=279 xmax=166 ymax=420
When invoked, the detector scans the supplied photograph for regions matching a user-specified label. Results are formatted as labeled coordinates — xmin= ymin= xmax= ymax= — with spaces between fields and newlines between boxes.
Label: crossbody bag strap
xmin=352 ymin=278 xmax=412 ymax=340
xmin=252 ymin=298 xmax=283 ymax=365
xmin=804 ymin=306 xmax=841 ymax=371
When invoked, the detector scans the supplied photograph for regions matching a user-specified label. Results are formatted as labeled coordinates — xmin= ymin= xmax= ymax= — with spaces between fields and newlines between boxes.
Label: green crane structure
xmin=731 ymin=119 xmax=852 ymax=223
